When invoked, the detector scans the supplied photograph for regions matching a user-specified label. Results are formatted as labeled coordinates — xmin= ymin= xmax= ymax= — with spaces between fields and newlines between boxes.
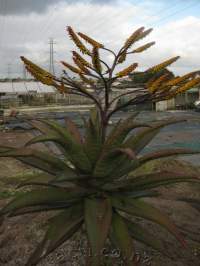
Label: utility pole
xmin=49 ymin=38 xmax=56 ymax=75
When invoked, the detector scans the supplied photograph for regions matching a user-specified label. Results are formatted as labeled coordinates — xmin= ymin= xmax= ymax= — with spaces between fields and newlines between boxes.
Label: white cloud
xmin=0 ymin=1 xmax=200 ymax=77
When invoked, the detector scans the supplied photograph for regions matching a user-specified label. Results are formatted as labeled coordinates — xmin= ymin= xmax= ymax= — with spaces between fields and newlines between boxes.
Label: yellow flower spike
xmin=21 ymin=56 xmax=53 ymax=78
xmin=166 ymin=72 xmax=198 ymax=86
xmin=78 ymin=32 xmax=104 ymax=48
xmin=92 ymin=47 xmax=102 ymax=73
xmin=72 ymin=57 xmax=91 ymax=75
xmin=26 ymin=66 xmax=56 ymax=86
xmin=175 ymin=77 xmax=200 ymax=95
xmin=72 ymin=51 xmax=92 ymax=68
xmin=116 ymin=63 xmax=138 ymax=78
xmin=131 ymin=42 xmax=155 ymax=53
xmin=147 ymin=56 xmax=180 ymax=73
xmin=61 ymin=61 xmax=83 ymax=74
xmin=123 ymin=27 xmax=145 ymax=50
xmin=135 ymin=28 xmax=153 ymax=42
xmin=118 ymin=52 xmax=127 ymax=64
xmin=67 ymin=26 xmax=91 ymax=55
xmin=148 ymin=74 xmax=170 ymax=93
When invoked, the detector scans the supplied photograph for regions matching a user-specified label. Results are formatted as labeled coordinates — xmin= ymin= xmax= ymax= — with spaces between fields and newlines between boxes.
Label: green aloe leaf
xmin=83 ymin=111 xmax=103 ymax=166
xmin=139 ymin=148 xmax=200 ymax=164
xmin=40 ymin=119 xmax=92 ymax=173
xmin=126 ymin=219 xmax=170 ymax=257
xmin=93 ymin=148 xmax=139 ymax=179
xmin=123 ymin=119 xmax=187 ymax=154
xmin=110 ymin=213 xmax=136 ymax=266
xmin=111 ymin=197 xmax=186 ymax=247
xmin=84 ymin=197 xmax=112 ymax=266
xmin=65 ymin=117 xmax=83 ymax=144
xmin=26 ymin=204 xmax=83 ymax=265
xmin=25 ymin=134 xmax=61 ymax=147
xmin=0 ymin=147 xmax=72 ymax=175
xmin=104 ymin=113 xmax=148 ymax=151
xmin=0 ymin=187 xmax=87 ymax=216
xmin=107 ymin=170 xmax=200 ymax=191
xmin=17 ymin=172 xmax=55 ymax=188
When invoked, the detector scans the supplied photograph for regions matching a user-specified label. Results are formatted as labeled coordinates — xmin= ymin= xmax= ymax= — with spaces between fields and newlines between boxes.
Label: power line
xmin=150 ymin=1 xmax=200 ymax=27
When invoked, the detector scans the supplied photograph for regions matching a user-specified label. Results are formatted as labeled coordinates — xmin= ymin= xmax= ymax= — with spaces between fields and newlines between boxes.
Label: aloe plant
xmin=0 ymin=26 xmax=200 ymax=265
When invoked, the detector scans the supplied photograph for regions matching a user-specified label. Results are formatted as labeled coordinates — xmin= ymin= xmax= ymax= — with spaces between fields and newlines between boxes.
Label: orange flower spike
xmin=116 ymin=63 xmax=138 ymax=78
xmin=124 ymin=27 xmax=145 ymax=50
xmin=175 ymin=77 xmax=200 ymax=94
xmin=147 ymin=56 xmax=180 ymax=73
xmin=78 ymin=32 xmax=104 ymax=48
xmin=73 ymin=57 xmax=91 ymax=75
xmin=131 ymin=42 xmax=155 ymax=53
xmin=148 ymin=74 xmax=170 ymax=93
xmin=67 ymin=26 xmax=90 ymax=55
xmin=92 ymin=47 xmax=102 ymax=73
xmin=72 ymin=51 xmax=92 ymax=68
xmin=61 ymin=61 xmax=83 ymax=74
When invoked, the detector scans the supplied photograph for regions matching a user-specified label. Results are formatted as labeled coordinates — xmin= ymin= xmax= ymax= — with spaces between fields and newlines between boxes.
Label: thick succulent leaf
xmin=109 ymin=190 xmax=159 ymax=199
xmin=93 ymin=148 xmax=139 ymax=179
xmin=0 ymin=147 xmax=75 ymax=176
xmin=106 ymin=171 xmax=200 ymax=192
xmin=28 ymin=119 xmax=55 ymax=135
xmin=83 ymin=112 xmax=103 ymax=166
xmin=110 ymin=213 xmax=136 ymax=266
xmin=84 ymin=197 xmax=112 ymax=266
xmin=139 ymin=148 xmax=200 ymax=164
xmin=25 ymin=134 xmax=61 ymax=147
xmin=178 ymin=198 xmax=200 ymax=212
xmin=111 ymin=197 xmax=186 ymax=247
xmin=8 ymin=204 xmax=73 ymax=217
xmin=26 ymin=204 xmax=83 ymax=265
xmin=17 ymin=172 xmax=55 ymax=188
xmin=126 ymin=220 xmax=170 ymax=257
xmin=65 ymin=117 xmax=83 ymax=144
xmin=104 ymin=113 xmax=148 ymax=151
xmin=40 ymin=119 xmax=92 ymax=173
xmin=0 ymin=145 xmax=13 ymax=153
xmin=123 ymin=119 xmax=187 ymax=154
xmin=0 ymin=187 xmax=87 ymax=216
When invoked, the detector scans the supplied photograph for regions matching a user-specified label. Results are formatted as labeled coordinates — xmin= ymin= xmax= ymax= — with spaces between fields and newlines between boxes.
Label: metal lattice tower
xmin=49 ymin=38 xmax=55 ymax=75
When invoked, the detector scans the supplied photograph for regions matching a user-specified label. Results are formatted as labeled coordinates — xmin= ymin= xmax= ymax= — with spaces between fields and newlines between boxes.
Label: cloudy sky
xmin=0 ymin=0 xmax=200 ymax=78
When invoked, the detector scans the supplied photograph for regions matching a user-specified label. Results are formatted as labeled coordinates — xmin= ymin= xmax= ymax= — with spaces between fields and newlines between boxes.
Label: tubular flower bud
xmin=166 ymin=72 xmax=198 ymax=86
xmin=118 ymin=52 xmax=127 ymax=64
xmin=73 ymin=57 xmax=91 ymax=75
xmin=147 ymin=56 xmax=180 ymax=73
xmin=21 ymin=56 xmax=53 ymax=78
xmin=26 ymin=66 xmax=55 ymax=86
xmin=61 ymin=61 xmax=83 ymax=74
xmin=123 ymin=27 xmax=145 ymax=50
xmin=131 ymin=42 xmax=155 ymax=53
xmin=175 ymin=77 xmax=200 ymax=94
xmin=92 ymin=47 xmax=102 ymax=73
xmin=135 ymin=28 xmax=153 ymax=42
xmin=148 ymin=74 xmax=170 ymax=93
xmin=67 ymin=26 xmax=91 ymax=55
xmin=78 ymin=32 xmax=104 ymax=48
xmin=72 ymin=51 xmax=92 ymax=68
xmin=116 ymin=63 xmax=138 ymax=78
